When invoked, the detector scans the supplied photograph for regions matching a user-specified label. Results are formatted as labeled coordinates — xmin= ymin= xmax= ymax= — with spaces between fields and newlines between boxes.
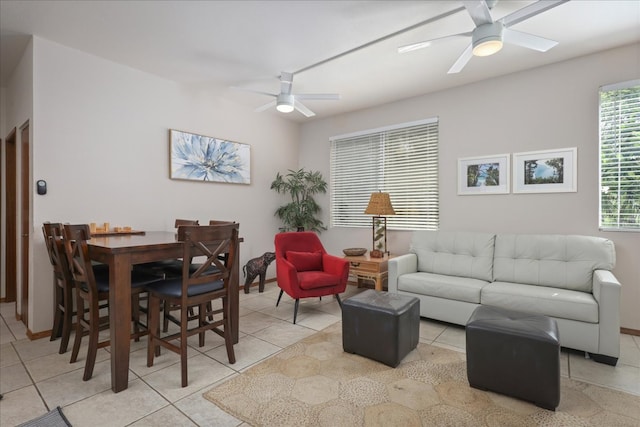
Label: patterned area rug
xmin=204 ymin=322 xmax=640 ymax=426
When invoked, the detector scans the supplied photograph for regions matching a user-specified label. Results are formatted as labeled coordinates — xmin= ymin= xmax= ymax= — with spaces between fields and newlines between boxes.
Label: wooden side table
xmin=344 ymin=253 xmax=395 ymax=291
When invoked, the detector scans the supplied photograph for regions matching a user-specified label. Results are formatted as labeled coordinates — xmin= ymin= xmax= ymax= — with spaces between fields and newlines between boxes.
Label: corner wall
xmin=15 ymin=36 xmax=300 ymax=334
xmin=300 ymin=43 xmax=640 ymax=330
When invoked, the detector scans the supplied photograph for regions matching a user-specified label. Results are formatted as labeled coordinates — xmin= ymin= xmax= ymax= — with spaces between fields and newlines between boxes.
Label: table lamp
xmin=364 ymin=191 xmax=395 ymax=257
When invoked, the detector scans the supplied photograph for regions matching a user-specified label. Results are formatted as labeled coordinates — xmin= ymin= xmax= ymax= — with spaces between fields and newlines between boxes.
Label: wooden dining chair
xmin=161 ymin=219 xmax=234 ymax=332
xmin=62 ymin=224 xmax=162 ymax=381
xmin=43 ymin=222 xmax=109 ymax=354
xmin=146 ymin=223 xmax=239 ymax=387
xmin=43 ymin=222 xmax=75 ymax=354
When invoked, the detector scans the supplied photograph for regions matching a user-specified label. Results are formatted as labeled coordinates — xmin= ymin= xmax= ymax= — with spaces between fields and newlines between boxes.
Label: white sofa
xmin=388 ymin=231 xmax=621 ymax=365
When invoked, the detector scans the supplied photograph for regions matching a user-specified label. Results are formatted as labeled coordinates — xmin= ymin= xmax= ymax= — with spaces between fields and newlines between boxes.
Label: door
xmin=20 ymin=121 xmax=30 ymax=327
xmin=5 ymin=128 xmax=17 ymax=303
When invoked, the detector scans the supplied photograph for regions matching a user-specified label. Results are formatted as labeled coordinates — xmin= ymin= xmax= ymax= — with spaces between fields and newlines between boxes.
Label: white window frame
xmin=329 ymin=118 xmax=439 ymax=231
xmin=599 ymin=79 xmax=640 ymax=232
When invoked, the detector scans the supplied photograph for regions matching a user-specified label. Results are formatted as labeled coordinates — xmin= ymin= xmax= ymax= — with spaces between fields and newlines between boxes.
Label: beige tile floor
xmin=1 ymin=284 xmax=639 ymax=426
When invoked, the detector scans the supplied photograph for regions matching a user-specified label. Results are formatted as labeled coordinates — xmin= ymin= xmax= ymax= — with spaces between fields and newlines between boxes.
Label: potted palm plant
xmin=271 ymin=168 xmax=328 ymax=232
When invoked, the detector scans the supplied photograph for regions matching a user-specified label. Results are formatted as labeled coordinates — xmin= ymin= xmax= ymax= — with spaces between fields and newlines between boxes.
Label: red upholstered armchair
xmin=274 ymin=232 xmax=349 ymax=324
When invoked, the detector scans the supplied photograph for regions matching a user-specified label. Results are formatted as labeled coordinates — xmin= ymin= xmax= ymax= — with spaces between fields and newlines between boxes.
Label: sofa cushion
xmin=493 ymin=234 xmax=616 ymax=293
xmin=410 ymin=231 xmax=495 ymax=282
xmin=481 ymin=282 xmax=598 ymax=323
xmin=398 ymin=272 xmax=489 ymax=304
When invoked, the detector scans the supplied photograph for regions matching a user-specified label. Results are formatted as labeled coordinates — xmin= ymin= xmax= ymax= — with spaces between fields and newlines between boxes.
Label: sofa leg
xmin=589 ymin=352 xmax=618 ymax=366
xmin=335 ymin=294 xmax=343 ymax=309
xmin=276 ymin=289 xmax=283 ymax=307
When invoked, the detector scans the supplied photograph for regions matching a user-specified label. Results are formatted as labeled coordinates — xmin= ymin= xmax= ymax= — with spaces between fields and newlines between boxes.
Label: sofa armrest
xmin=592 ymin=269 xmax=621 ymax=358
xmin=388 ymin=253 xmax=418 ymax=293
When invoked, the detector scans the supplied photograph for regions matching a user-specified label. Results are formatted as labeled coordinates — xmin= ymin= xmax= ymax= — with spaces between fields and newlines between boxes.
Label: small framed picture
xmin=513 ymin=147 xmax=577 ymax=194
xmin=170 ymin=129 xmax=251 ymax=184
xmin=457 ymin=154 xmax=510 ymax=195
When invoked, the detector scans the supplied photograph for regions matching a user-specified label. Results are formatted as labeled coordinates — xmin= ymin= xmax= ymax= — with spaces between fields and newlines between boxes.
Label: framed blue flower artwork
xmin=170 ymin=129 xmax=251 ymax=184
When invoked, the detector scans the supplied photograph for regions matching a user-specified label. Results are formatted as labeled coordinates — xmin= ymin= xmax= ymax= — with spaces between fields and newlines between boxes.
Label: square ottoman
xmin=342 ymin=289 xmax=420 ymax=367
xmin=466 ymin=305 xmax=560 ymax=410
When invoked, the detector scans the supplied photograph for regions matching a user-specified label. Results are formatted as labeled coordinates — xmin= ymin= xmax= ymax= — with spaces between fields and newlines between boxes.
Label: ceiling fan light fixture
xmin=472 ymin=22 xmax=504 ymax=57
xmin=276 ymin=93 xmax=294 ymax=113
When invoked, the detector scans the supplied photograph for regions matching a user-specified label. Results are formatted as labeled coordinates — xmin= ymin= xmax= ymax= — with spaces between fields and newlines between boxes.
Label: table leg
xmin=374 ymin=277 xmax=381 ymax=291
xmin=109 ymin=254 xmax=132 ymax=392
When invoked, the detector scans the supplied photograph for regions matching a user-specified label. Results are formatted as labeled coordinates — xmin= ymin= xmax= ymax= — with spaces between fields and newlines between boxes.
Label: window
xmin=330 ymin=118 xmax=439 ymax=230
xmin=599 ymin=80 xmax=640 ymax=231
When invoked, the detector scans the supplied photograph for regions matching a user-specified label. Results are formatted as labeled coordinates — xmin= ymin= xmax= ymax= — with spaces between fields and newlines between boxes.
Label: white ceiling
xmin=1 ymin=0 xmax=639 ymax=122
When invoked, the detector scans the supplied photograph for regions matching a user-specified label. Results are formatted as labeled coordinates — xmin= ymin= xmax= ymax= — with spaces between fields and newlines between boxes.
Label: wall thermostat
xmin=37 ymin=180 xmax=47 ymax=195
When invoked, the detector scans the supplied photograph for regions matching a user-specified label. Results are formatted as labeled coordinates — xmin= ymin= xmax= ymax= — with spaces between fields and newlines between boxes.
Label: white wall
xmin=10 ymin=37 xmax=299 ymax=333
xmin=1 ymin=38 xmax=34 ymax=303
xmin=300 ymin=43 xmax=640 ymax=330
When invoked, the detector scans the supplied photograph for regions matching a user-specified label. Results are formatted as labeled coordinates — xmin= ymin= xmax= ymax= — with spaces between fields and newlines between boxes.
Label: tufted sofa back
xmin=493 ymin=234 xmax=616 ymax=292
xmin=410 ymin=231 xmax=496 ymax=282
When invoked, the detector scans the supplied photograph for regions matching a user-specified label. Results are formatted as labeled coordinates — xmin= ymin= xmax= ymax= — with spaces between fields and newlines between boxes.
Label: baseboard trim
xmin=241 ymin=277 xmax=276 ymax=292
xmin=27 ymin=328 xmax=51 ymax=340
xmin=621 ymin=327 xmax=640 ymax=337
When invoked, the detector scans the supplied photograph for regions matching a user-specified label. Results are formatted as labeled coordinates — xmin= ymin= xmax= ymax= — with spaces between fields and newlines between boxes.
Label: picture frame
xmin=513 ymin=147 xmax=577 ymax=194
xmin=457 ymin=154 xmax=510 ymax=195
xmin=170 ymin=129 xmax=250 ymax=184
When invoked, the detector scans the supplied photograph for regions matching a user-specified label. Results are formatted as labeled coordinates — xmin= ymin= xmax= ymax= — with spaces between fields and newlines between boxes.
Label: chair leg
xmin=70 ymin=293 xmax=85 ymax=364
xmin=276 ymin=289 xmax=284 ymax=307
xmin=181 ymin=305 xmax=189 ymax=388
xmin=223 ymin=297 xmax=236 ymax=364
xmin=293 ymin=299 xmax=300 ymax=324
xmin=147 ymin=294 xmax=161 ymax=367
xmin=335 ymin=294 xmax=343 ymax=308
xmin=198 ymin=303 xmax=206 ymax=347
xmin=58 ymin=282 xmax=74 ymax=354
xmin=162 ymin=300 xmax=170 ymax=332
xmin=83 ymin=297 xmax=100 ymax=381
xmin=132 ymin=294 xmax=141 ymax=342
xmin=50 ymin=282 xmax=63 ymax=342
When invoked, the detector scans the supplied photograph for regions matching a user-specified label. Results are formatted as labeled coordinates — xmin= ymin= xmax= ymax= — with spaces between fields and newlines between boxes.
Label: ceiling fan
xmin=234 ymin=72 xmax=340 ymax=117
xmin=398 ymin=0 xmax=568 ymax=74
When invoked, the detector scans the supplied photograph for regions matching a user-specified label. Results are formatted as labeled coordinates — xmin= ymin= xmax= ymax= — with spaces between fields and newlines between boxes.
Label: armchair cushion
xmin=298 ymin=271 xmax=342 ymax=290
xmin=286 ymin=250 xmax=322 ymax=272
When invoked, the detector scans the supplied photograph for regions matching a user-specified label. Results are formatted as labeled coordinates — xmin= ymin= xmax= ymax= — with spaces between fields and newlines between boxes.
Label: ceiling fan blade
xmin=254 ymin=100 xmax=277 ymax=113
xmin=295 ymin=93 xmax=340 ymax=101
xmin=398 ymin=32 xmax=472 ymax=54
xmin=293 ymin=100 xmax=316 ymax=118
xmin=500 ymin=0 xmax=568 ymax=27
xmin=504 ymin=28 xmax=558 ymax=52
xmin=448 ymin=43 xmax=473 ymax=74
xmin=462 ymin=1 xmax=494 ymax=26
xmin=230 ymin=86 xmax=278 ymax=98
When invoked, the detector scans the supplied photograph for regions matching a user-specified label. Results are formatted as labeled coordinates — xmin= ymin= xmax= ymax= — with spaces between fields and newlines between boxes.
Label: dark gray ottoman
xmin=342 ymin=289 xmax=420 ymax=367
xmin=466 ymin=305 xmax=560 ymax=410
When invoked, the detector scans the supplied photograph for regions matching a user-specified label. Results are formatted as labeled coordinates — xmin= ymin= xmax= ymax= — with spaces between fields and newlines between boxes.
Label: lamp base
xmin=370 ymin=250 xmax=383 ymax=258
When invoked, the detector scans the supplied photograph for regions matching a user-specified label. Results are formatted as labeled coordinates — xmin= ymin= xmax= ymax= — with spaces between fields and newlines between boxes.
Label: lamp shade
xmin=364 ymin=192 xmax=396 ymax=216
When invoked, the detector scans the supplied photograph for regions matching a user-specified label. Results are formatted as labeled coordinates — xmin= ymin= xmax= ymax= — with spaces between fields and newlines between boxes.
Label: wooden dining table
xmin=87 ymin=231 xmax=241 ymax=393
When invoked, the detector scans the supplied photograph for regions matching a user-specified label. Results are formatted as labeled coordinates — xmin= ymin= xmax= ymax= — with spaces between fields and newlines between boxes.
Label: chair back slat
xmin=175 ymin=218 xmax=199 ymax=228
xmin=42 ymin=222 xmax=69 ymax=276
xmin=177 ymin=223 xmax=239 ymax=292
xmin=62 ymin=224 xmax=99 ymax=294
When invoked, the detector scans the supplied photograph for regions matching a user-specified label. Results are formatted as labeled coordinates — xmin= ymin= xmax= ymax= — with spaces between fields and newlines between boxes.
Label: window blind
xmin=599 ymin=80 xmax=640 ymax=231
xmin=330 ymin=118 xmax=439 ymax=230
